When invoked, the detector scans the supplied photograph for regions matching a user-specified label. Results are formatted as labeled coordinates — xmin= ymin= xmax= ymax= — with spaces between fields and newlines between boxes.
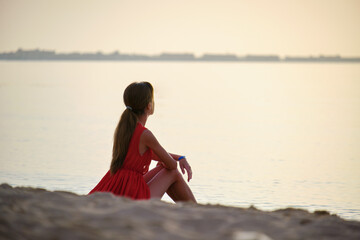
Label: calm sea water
xmin=0 ymin=61 xmax=359 ymax=220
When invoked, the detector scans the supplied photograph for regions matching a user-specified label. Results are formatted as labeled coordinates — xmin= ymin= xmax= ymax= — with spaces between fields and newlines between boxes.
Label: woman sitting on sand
xmin=89 ymin=82 xmax=196 ymax=203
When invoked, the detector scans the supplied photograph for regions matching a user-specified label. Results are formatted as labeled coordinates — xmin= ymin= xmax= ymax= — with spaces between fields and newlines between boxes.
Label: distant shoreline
xmin=1 ymin=49 xmax=359 ymax=63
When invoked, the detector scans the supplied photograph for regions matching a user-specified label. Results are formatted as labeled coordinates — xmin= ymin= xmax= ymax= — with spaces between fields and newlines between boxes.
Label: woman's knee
xmin=165 ymin=168 xmax=182 ymax=180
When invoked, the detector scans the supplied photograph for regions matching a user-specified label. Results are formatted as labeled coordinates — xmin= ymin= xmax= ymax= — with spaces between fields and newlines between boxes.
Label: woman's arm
xmin=144 ymin=130 xmax=193 ymax=181
xmin=142 ymin=130 xmax=177 ymax=170
xmin=152 ymin=152 xmax=181 ymax=161
xmin=150 ymin=140 xmax=193 ymax=182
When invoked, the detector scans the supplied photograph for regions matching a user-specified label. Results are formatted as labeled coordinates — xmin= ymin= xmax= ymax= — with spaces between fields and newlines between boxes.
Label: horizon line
xmin=1 ymin=48 xmax=360 ymax=57
xmin=1 ymin=48 xmax=360 ymax=63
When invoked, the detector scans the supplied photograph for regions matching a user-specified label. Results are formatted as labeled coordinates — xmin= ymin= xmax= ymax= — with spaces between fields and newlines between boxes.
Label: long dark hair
xmin=110 ymin=82 xmax=154 ymax=175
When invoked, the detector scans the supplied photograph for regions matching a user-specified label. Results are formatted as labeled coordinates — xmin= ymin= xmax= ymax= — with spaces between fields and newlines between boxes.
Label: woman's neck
xmin=137 ymin=114 xmax=148 ymax=126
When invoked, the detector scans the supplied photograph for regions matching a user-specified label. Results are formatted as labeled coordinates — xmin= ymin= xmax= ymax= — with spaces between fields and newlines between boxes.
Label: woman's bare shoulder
xmin=141 ymin=129 xmax=165 ymax=151
xmin=142 ymin=129 xmax=157 ymax=142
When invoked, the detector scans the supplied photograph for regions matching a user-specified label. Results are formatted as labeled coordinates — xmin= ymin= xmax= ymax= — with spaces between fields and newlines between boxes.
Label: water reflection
xmin=0 ymin=61 xmax=359 ymax=220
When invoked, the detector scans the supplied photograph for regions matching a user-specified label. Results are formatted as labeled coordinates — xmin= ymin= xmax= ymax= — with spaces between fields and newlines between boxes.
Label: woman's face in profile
xmin=150 ymin=98 xmax=155 ymax=115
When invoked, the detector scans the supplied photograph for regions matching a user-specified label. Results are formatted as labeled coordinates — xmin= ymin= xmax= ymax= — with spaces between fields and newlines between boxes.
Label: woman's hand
xmin=156 ymin=161 xmax=166 ymax=168
xmin=179 ymin=158 xmax=192 ymax=182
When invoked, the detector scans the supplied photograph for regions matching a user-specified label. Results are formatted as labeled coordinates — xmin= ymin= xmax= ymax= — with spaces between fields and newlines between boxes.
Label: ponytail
xmin=110 ymin=109 xmax=137 ymax=174
xmin=109 ymin=82 xmax=154 ymax=175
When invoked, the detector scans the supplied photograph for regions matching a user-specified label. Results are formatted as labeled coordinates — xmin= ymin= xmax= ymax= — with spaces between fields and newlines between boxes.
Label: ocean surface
xmin=0 ymin=61 xmax=359 ymax=220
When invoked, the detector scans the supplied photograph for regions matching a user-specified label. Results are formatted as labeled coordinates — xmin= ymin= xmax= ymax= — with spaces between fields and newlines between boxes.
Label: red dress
xmin=88 ymin=122 xmax=152 ymax=200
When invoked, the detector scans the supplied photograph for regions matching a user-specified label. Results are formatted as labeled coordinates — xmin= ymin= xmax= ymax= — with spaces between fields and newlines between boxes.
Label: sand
xmin=0 ymin=183 xmax=359 ymax=240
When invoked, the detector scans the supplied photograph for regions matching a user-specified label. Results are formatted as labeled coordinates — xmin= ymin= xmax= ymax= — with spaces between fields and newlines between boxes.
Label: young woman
xmin=88 ymin=82 xmax=196 ymax=203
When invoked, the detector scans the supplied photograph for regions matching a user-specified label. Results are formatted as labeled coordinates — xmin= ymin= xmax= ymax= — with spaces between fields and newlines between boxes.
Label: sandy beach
xmin=0 ymin=183 xmax=359 ymax=240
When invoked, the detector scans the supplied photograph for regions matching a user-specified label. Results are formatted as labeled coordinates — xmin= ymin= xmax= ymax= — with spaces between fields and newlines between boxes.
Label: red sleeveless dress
xmin=88 ymin=122 xmax=152 ymax=200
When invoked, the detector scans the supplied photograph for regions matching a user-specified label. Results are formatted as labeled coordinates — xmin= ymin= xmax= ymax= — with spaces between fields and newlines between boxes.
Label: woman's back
xmin=88 ymin=122 xmax=152 ymax=199
xmin=122 ymin=122 xmax=152 ymax=174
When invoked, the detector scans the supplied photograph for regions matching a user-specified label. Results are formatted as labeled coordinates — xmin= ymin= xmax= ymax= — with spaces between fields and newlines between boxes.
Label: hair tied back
xmin=126 ymin=106 xmax=133 ymax=111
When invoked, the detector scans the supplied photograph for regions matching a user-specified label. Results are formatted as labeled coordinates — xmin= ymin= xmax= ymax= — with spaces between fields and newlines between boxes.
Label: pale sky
xmin=0 ymin=0 xmax=359 ymax=56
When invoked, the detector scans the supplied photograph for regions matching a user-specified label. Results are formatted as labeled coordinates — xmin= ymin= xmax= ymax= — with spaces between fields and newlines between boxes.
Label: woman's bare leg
xmin=167 ymin=175 xmax=196 ymax=202
xmin=144 ymin=165 xmax=180 ymax=202
xmin=144 ymin=165 xmax=163 ymax=183
xmin=146 ymin=167 xmax=196 ymax=203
